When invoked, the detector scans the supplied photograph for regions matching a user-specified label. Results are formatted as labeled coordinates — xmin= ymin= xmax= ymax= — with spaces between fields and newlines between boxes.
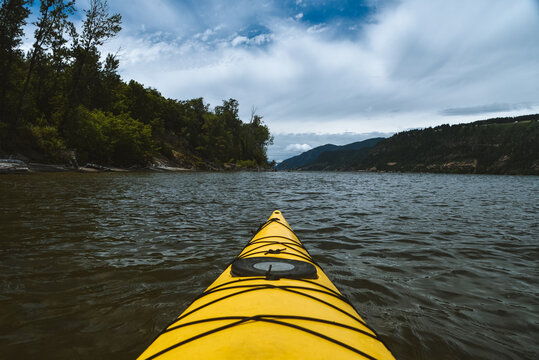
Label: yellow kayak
xmin=138 ymin=210 xmax=396 ymax=360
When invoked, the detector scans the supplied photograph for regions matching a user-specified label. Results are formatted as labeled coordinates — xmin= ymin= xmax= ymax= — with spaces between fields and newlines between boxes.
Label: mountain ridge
xmin=276 ymin=138 xmax=385 ymax=170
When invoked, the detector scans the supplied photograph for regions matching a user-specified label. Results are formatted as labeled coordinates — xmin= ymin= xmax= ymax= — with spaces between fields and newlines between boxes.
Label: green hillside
xmin=300 ymin=148 xmax=373 ymax=170
xmin=361 ymin=115 xmax=539 ymax=174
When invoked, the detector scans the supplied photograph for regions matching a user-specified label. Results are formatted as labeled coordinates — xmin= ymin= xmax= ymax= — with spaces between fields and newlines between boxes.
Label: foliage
xmin=70 ymin=106 xmax=154 ymax=165
xmin=235 ymin=159 xmax=257 ymax=168
xmin=359 ymin=115 xmax=539 ymax=175
xmin=16 ymin=0 xmax=76 ymax=125
xmin=0 ymin=1 xmax=272 ymax=168
xmin=0 ymin=0 xmax=31 ymax=125
xmin=28 ymin=121 xmax=67 ymax=160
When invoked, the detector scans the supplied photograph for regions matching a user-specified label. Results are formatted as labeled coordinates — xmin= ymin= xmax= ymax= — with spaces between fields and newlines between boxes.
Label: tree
xmin=244 ymin=114 xmax=272 ymax=165
xmin=215 ymin=98 xmax=242 ymax=159
xmin=94 ymin=53 xmax=122 ymax=112
xmin=69 ymin=0 xmax=121 ymax=105
xmin=0 ymin=0 xmax=31 ymax=125
xmin=16 ymin=0 xmax=75 ymax=124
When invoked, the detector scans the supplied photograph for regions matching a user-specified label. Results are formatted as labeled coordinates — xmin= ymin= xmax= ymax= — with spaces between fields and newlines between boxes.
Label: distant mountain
xmin=276 ymin=138 xmax=385 ymax=170
xmin=359 ymin=114 xmax=539 ymax=174
xmin=276 ymin=144 xmax=339 ymax=170
xmin=300 ymin=148 xmax=373 ymax=170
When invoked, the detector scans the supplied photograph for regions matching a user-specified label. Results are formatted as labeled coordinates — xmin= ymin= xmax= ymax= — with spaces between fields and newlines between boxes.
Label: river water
xmin=0 ymin=172 xmax=537 ymax=359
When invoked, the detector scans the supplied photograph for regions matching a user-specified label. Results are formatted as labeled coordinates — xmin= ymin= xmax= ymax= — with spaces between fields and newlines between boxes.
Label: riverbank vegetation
xmin=0 ymin=0 xmax=272 ymax=169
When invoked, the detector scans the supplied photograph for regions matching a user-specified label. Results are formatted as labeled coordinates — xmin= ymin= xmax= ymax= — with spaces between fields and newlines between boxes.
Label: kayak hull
xmin=138 ymin=210 xmax=396 ymax=360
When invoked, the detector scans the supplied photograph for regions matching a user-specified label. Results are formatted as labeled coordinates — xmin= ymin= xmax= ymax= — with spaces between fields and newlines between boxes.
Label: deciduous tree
xmin=16 ymin=0 xmax=75 ymax=124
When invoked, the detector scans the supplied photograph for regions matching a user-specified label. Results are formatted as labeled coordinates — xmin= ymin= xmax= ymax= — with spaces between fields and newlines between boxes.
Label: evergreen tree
xmin=0 ymin=0 xmax=31 ymax=126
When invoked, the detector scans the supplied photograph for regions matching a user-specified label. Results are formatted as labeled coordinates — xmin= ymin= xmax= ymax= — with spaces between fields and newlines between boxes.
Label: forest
xmin=0 ymin=0 xmax=273 ymax=169
xmin=359 ymin=115 xmax=539 ymax=174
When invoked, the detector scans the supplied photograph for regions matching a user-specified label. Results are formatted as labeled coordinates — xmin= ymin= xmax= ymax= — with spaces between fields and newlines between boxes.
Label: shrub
xmin=70 ymin=106 xmax=155 ymax=166
xmin=28 ymin=123 xmax=67 ymax=161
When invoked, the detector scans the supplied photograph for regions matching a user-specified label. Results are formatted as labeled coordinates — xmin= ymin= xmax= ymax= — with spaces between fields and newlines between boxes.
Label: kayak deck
xmin=138 ymin=210 xmax=396 ymax=360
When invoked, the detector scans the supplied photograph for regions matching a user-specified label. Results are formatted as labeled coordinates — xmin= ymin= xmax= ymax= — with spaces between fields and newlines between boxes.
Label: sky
xmin=25 ymin=0 xmax=539 ymax=161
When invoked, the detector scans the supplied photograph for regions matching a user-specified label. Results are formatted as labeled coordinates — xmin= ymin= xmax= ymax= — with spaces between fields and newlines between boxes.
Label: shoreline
xmin=0 ymin=159 xmax=193 ymax=174
xmin=0 ymin=159 xmax=273 ymax=174
xmin=5 ymin=160 xmax=532 ymax=176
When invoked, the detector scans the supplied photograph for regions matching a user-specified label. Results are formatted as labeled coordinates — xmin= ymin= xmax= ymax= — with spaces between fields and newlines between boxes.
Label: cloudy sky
xmin=27 ymin=0 xmax=539 ymax=161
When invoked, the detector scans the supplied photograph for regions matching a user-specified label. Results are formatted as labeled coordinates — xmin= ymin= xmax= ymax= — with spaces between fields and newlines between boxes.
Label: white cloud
xmin=285 ymin=143 xmax=312 ymax=152
xmin=100 ymin=0 xmax=539 ymax=135
xmin=231 ymin=35 xmax=248 ymax=46
xmin=194 ymin=27 xmax=221 ymax=42
xmin=231 ymin=33 xmax=273 ymax=47
xmin=307 ymin=24 xmax=327 ymax=33
xmin=251 ymin=34 xmax=273 ymax=45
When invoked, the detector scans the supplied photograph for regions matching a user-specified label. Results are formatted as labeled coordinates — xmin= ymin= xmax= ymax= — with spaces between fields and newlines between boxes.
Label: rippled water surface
xmin=0 ymin=172 xmax=537 ymax=359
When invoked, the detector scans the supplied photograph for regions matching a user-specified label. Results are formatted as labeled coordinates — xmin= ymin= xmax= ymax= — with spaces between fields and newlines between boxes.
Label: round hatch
xmin=231 ymin=257 xmax=317 ymax=279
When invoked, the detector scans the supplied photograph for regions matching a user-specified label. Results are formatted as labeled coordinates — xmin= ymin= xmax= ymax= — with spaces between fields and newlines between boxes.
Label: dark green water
xmin=0 ymin=172 xmax=537 ymax=359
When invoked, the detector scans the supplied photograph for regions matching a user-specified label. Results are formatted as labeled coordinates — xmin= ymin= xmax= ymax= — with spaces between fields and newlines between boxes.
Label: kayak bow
xmin=138 ymin=210 xmax=396 ymax=359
